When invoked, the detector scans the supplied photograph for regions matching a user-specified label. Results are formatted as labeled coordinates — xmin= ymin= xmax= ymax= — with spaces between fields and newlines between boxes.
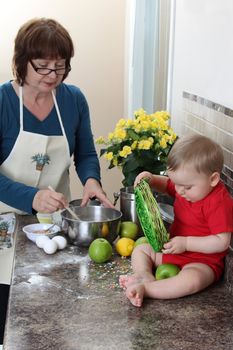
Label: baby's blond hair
xmin=167 ymin=134 xmax=224 ymax=175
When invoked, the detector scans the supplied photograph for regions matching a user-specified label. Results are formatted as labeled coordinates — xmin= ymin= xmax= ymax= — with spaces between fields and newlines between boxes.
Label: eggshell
xmin=43 ymin=240 xmax=58 ymax=254
xmin=52 ymin=236 xmax=67 ymax=250
xmin=36 ymin=235 xmax=50 ymax=248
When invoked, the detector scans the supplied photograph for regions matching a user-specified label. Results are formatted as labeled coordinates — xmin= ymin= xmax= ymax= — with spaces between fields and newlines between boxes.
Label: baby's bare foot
xmin=119 ymin=274 xmax=141 ymax=290
xmin=125 ymin=283 xmax=145 ymax=307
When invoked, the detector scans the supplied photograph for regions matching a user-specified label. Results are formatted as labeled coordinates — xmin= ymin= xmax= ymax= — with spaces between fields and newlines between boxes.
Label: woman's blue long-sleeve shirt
xmin=0 ymin=81 xmax=101 ymax=213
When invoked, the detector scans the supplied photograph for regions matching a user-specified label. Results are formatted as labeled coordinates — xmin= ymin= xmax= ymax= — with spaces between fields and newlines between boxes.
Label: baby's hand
xmin=134 ymin=171 xmax=153 ymax=187
xmin=162 ymin=236 xmax=187 ymax=254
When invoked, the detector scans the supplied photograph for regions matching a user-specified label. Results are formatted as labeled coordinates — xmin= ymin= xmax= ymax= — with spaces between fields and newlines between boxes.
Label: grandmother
xmin=0 ymin=17 xmax=113 ymax=343
xmin=0 ymin=17 xmax=113 ymax=214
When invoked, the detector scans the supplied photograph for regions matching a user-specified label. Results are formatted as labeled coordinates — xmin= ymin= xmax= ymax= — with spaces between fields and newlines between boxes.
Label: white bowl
xmin=23 ymin=223 xmax=60 ymax=242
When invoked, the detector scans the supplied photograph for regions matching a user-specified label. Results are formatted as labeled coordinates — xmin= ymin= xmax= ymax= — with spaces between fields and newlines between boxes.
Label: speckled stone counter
xmin=3 ymin=215 xmax=233 ymax=350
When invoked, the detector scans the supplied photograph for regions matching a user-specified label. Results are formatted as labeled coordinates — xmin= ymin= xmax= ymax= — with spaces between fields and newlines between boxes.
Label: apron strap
xmin=52 ymin=90 xmax=67 ymax=138
xmin=19 ymin=86 xmax=23 ymax=131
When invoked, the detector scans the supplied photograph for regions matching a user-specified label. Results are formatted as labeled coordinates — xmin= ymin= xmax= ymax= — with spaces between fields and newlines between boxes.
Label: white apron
xmin=0 ymin=86 xmax=72 ymax=284
xmin=0 ymin=85 xmax=71 ymax=213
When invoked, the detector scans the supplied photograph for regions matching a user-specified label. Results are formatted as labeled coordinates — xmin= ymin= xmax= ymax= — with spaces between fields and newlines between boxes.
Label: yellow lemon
xmin=101 ymin=223 xmax=109 ymax=238
xmin=115 ymin=237 xmax=135 ymax=257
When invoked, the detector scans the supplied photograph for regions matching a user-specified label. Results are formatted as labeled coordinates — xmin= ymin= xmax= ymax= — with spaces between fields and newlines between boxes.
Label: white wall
xmin=0 ymin=0 xmax=126 ymax=202
xmin=170 ymin=0 xmax=233 ymax=134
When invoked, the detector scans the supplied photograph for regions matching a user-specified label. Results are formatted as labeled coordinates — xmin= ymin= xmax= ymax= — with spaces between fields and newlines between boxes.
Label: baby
xmin=119 ymin=134 xmax=233 ymax=307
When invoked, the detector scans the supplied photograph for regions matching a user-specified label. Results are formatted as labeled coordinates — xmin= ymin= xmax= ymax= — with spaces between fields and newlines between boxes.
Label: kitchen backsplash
xmin=182 ymin=91 xmax=233 ymax=197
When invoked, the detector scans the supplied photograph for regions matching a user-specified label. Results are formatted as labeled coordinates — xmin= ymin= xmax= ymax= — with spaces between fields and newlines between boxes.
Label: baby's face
xmin=167 ymin=165 xmax=216 ymax=202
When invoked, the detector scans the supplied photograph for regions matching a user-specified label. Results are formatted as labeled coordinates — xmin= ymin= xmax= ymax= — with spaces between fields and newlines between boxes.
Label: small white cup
xmin=36 ymin=213 xmax=53 ymax=224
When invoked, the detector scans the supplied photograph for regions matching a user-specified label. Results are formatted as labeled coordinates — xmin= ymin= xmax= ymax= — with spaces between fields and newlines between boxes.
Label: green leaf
xmin=122 ymin=153 xmax=140 ymax=172
xmin=100 ymin=148 xmax=107 ymax=157
xmin=127 ymin=129 xmax=140 ymax=141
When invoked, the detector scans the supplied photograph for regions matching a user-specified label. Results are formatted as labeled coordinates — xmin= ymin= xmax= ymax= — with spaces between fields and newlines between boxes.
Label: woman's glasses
xmin=30 ymin=60 xmax=71 ymax=76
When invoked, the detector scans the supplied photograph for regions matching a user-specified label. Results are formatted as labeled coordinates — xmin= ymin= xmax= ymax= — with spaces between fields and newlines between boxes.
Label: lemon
xmin=115 ymin=237 xmax=135 ymax=257
xmin=101 ymin=223 xmax=109 ymax=238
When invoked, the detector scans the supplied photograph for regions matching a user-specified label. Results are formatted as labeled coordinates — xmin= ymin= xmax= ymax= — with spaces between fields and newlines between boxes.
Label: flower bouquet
xmin=96 ymin=109 xmax=177 ymax=187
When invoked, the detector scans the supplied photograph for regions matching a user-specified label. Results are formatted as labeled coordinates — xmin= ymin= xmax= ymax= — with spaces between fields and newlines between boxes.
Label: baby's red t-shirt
xmin=162 ymin=180 xmax=233 ymax=280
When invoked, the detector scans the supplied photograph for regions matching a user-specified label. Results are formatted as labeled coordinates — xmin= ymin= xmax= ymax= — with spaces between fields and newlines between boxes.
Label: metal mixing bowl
xmin=61 ymin=206 xmax=122 ymax=247
xmin=69 ymin=198 xmax=101 ymax=207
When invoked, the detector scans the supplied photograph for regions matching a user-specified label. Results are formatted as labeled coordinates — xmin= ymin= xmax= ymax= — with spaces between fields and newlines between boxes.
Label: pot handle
xmin=113 ymin=192 xmax=120 ymax=206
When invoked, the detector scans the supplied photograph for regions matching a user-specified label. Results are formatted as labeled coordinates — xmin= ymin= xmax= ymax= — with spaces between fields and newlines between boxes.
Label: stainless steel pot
xmin=61 ymin=206 xmax=122 ymax=247
xmin=114 ymin=186 xmax=143 ymax=233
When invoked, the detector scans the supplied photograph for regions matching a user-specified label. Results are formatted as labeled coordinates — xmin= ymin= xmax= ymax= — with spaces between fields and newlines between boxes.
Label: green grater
xmin=134 ymin=179 xmax=170 ymax=252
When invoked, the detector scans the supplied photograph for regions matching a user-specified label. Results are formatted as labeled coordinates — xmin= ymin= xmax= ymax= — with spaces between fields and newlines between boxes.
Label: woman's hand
xmin=162 ymin=236 xmax=187 ymax=254
xmin=32 ymin=189 xmax=68 ymax=213
xmin=134 ymin=171 xmax=153 ymax=187
xmin=81 ymin=178 xmax=114 ymax=208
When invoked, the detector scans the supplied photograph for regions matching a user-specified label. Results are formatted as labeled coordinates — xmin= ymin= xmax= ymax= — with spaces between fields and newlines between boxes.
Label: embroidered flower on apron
xmin=31 ymin=153 xmax=51 ymax=171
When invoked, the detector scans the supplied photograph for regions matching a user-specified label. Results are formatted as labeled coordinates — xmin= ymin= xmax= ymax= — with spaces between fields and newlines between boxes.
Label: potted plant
xmin=96 ymin=109 xmax=177 ymax=187
xmin=0 ymin=221 xmax=9 ymax=237
xmin=31 ymin=153 xmax=50 ymax=171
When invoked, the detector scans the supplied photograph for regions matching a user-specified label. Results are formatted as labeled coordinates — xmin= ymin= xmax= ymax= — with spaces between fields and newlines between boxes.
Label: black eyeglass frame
xmin=30 ymin=60 xmax=71 ymax=76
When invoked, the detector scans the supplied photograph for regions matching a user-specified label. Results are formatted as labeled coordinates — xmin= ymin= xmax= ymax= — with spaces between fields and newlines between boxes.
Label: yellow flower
xmin=134 ymin=108 xmax=146 ymax=118
xmin=159 ymin=138 xmax=167 ymax=149
xmin=108 ymin=132 xmax=114 ymax=141
xmin=138 ymin=139 xmax=153 ymax=150
xmin=116 ymin=119 xmax=127 ymax=128
xmin=95 ymin=136 xmax=105 ymax=144
xmin=113 ymin=158 xmax=118 ymax=166
xmin=114 ymin=128 xmax=127 ymax=140
xmin=131 ymin=141 xmax=138 ymax=150
xmin=104 ymin=152 xmax=114 ymax=161
xmin=119 ymin=146 xmax=132 ymax=158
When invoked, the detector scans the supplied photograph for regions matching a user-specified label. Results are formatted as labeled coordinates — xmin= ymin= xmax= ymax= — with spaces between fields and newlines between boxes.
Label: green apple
xmin=119 ymin=221 xmax=138 ymax=240
xmin=155 ymin=263 xmax=180 ymax=280
xmin=88 ymin=238 xmax=113 ymax=263
xmin=134 ymin=236 xmax=149 ymax=247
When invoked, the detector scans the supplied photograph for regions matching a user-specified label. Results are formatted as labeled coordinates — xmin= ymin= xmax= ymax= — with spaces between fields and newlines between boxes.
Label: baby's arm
xmin=186 ymin=232 xmax=231 ymax=253
xmin=134 ymin=171 xmax=168 ymax=193
xmin=163 ymin=232 xmax=231 ymax=254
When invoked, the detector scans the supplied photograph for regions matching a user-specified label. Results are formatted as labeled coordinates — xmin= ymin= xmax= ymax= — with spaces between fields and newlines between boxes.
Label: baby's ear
xmin=210 ymin=172 xmax=220 ymax=187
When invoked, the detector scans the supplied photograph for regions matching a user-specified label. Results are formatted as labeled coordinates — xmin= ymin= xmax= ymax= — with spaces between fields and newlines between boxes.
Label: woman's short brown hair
xmin=167 ymin=134 xmax=224 ymax=175
xmin=12 ymin=18 xmax=74 ymax=85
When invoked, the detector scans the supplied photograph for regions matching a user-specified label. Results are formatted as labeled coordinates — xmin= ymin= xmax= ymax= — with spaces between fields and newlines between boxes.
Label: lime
xmin=119 ymin=221 xmax=138 ymax=240
xmin=134 ymin=236 xmax=149 ymax=247
xmin=88 ymin=238 xmax=113 ymax=263
xmin=115 ymin=237 xmax=135 ymax=257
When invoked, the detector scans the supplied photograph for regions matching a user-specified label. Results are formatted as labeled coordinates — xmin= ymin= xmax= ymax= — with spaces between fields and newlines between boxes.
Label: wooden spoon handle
xmin=48 ymin=186 xmax=80 ymax=221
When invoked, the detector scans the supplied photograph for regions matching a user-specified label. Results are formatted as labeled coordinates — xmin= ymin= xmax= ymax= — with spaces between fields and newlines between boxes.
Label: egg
xmin=52 ymin=236 xmax=67 ymax=250
xmin=43 ymin=239 xmax=58 ymax=254
xmin=36 ymin=235 xmax=50 ymax=248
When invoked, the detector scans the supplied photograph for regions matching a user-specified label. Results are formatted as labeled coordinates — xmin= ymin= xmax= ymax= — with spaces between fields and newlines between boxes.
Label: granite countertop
xmin=3 ymin=215 xmax=233 ymax=350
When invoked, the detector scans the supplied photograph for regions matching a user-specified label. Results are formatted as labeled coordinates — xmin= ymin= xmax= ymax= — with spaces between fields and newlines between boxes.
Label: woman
xmin=0 ymin=17 xmax=113 ymax=215
xmin=0 ymin=17 xmax=113 ymax=343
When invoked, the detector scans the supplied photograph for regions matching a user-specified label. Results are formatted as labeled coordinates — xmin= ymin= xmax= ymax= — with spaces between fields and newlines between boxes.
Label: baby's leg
xmin=119 ymin=244 xmax=162 ymax=289
xmin=125 ymin=262 xmax=215 ymax=307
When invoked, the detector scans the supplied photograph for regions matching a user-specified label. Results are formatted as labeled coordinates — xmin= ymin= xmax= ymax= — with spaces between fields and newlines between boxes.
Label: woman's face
xmin=25 ymin=58 xmax=66 ymax=92
xmin=167 ymin=165 xmax=218 ymax=202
